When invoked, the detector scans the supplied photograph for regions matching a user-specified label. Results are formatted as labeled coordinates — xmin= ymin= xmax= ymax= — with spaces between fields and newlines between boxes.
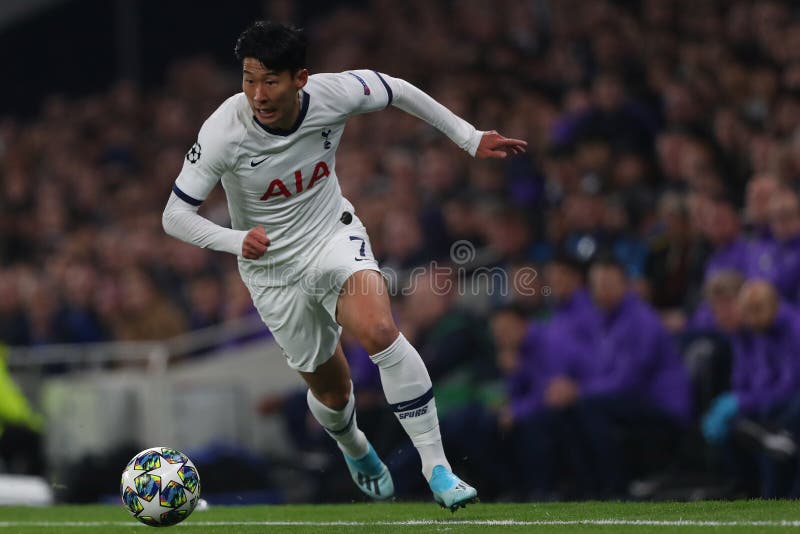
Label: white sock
xmin=306 ymin=381 xmax=370 ymax=459
xmin=370 ymin=333 xmax=451 ymax=480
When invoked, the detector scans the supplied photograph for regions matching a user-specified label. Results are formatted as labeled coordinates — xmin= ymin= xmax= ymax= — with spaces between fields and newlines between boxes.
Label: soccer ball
xmin=120 ymin=446 xmax=201 ymax=527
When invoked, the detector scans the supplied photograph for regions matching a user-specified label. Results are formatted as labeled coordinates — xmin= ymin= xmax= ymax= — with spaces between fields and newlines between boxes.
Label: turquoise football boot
xmin=343 ymin=443 xmax=394 ymax=500
xmin=429 ymin=465 xmax=478 ymax=511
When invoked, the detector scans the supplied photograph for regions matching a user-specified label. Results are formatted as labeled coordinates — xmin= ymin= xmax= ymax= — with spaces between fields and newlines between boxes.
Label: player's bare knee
xmin=317 ymin=388 xmax=350 ymax=410
xmin=362 ymin=320 xmax=399 ymax=354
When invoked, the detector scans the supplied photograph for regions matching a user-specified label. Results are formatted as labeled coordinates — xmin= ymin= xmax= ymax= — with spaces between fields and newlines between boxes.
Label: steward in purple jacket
xmin=730 ymin=297 xmax=800 ymax=417
xmin=563 ymin=256 xmax=691 ymax=496
xmin=579 ymin=291 xmax=692 ymax=423
xmin=702 ymin=280 xmax=800 ymax=498
xmin=754 ymin=189 xmax=800 ymax=304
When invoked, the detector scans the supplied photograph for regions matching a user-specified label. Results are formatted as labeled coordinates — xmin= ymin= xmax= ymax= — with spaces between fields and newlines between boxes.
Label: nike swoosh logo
xmin=250 ymin=157 xmax=268 ymax=167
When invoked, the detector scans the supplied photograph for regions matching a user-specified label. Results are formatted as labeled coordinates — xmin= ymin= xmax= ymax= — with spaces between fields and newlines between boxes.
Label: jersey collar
xmin=253 ymin=91 xmax=310 ymax=137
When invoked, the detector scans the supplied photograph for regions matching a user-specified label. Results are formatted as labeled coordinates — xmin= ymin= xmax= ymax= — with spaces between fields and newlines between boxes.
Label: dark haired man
xmin=162 ymin=21 xmax=526 ymax=509
xmin=573 ymin=257 xmax=691 ymax=495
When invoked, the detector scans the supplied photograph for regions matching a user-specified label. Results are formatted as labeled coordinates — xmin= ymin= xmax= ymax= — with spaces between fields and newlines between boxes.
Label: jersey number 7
xmin=350 ymin=236 xmax=367 ymax=261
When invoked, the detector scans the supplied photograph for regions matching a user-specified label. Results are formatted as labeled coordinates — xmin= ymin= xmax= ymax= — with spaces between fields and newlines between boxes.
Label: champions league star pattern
xmin=120 ymin=447 xmax=201 ymax=527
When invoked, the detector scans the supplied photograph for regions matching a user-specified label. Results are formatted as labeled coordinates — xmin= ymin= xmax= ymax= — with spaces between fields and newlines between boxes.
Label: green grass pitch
xmin=1 ymin=501 xmax=800 ymax=533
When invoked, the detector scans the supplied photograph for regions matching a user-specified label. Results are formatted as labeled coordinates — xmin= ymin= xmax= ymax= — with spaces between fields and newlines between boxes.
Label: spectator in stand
xmin=702 ymin=280 xmax=800 ymax=498
xmin=757 ymin=188 xmax=800 ymax=304
xmin=568 ymin=256 xmax=691 ymax=496
xmin=599 ymin=195 xmax=648 ymax=280
xmin=744 ymin=174 xmax=780 ymax=243
xmin=24 ymin=282 xmax=63 ymax=346
xmin=536 ymin=254 xmax=597 ymax=423
xmin=683 ymin=270 xmax=743 ymax=414
xmin=56 ymin=262 xmax=108 ymax=343
xmin=111 ymin=269 xmax=186 ymax=342
xmin=480 ymin=204 xmax=537 ymax=267
xmin=644 ymin=191 xmax=708 ymax=331
xmin=688 ymin=271 xmax=744 ymax=336
xmin=701 ymin=197 xmax=763 ymax=281
xmin=561 ymin=193 xmax=606 ymax=263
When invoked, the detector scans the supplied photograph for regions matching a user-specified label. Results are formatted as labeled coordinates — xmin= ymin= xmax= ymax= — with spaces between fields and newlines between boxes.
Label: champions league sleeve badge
xmin=186 ymin=143 xmax=202 ymax=164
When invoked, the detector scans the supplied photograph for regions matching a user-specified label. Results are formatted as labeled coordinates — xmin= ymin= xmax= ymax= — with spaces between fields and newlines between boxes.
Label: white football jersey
xmin=169 ymin=70 xmax=481 ymax=285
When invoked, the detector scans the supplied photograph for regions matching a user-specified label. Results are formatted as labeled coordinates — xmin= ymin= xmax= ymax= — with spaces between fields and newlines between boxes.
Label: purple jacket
xmin=704 ymin=237 xmax=767 ymax=281
xmin=730 ymin=304 xmax=800 ymax=415
xmin=687 ymin=301 xmax=716 ymax=332
xmin=755 ymin=236 xmax=800 ymax=304
xmin=507 ymin=324 xmax=554 ymax=420
xmin=507 ymin=290 xmax=597 ymax=419
xmin=543 ymin=290 xmax=598 ymax=378
xmin=578 ymin=293 xmax=692 ymax=423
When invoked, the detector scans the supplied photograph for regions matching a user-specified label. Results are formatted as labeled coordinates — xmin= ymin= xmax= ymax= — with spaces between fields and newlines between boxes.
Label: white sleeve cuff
xmin=466 ymin=130 xmax=484 ymax=157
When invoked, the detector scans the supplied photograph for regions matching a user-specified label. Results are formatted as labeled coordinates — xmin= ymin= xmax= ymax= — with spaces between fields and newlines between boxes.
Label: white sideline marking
xmin=2 ymin=519 xmax=800 ymax=528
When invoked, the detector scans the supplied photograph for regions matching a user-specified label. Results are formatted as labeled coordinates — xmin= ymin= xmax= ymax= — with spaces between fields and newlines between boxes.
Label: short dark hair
xmin=234 ymin=21 xmax=307 ymax=73
xmin=590 ymin=251 xmax=627 ymax=276
xmin=550 ymin=250 xmax=585 ymax=277
xmin=489 ymin=301 xmax=530 ymax=320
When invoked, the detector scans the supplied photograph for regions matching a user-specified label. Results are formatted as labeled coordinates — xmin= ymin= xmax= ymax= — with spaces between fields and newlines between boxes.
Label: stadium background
xmin=2 ymin=0 xmax=800 ymax=506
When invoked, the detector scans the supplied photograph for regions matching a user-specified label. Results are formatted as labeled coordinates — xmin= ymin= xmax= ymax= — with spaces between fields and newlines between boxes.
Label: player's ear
xmin=293 ymin=69 xmax=309 ymax=88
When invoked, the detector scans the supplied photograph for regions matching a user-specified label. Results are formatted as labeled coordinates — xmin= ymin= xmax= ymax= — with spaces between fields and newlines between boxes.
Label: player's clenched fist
xmin=242 ymin=226 xmax=270 ymax=259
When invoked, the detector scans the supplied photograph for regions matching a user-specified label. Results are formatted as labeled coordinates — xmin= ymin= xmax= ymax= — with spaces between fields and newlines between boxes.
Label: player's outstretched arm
xmin=475 ymin=130 xmax=527 ymax=159
xmin=371 ymin=73 xmax=527 ymax=158
xmin=162 ymin=192 xmax=255 ymax=257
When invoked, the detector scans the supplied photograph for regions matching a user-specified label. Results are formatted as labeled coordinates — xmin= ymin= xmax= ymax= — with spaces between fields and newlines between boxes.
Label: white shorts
xmin=240 ymin=213 xmax=380 ymax=372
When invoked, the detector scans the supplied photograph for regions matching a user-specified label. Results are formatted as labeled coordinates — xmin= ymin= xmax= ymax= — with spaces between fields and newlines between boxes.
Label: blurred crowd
xmin=3 ymin=0 xmax=800 ymax=499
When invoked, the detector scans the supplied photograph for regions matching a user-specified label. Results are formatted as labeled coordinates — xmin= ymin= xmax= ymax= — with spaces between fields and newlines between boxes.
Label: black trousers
xmin=564 ymin=394 xmax=681 ymax=496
